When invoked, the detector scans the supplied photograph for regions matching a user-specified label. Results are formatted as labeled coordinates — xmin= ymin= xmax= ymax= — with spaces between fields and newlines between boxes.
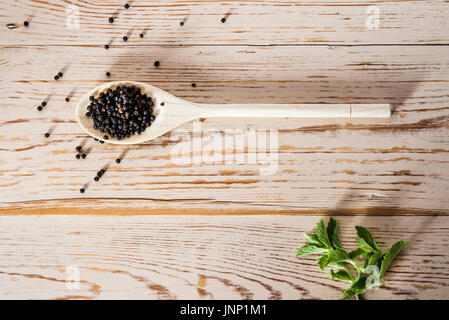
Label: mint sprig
xmin=296 ymin=218 xmax=408 ymax=300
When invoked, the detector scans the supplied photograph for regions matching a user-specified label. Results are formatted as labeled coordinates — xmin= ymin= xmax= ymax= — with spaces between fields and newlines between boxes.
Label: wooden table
xmin=0 ymin=0 xmax=448 ymax=299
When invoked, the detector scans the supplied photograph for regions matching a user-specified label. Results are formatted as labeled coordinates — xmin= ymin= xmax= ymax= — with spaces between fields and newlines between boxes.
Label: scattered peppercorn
xmin=115 ymin=158 xmax=121 ymax=164
xmin=76 ymin=146 xmax=82 ymax=152
xmin=154 ymin=61 xmax=160 ymax=67
xmin=54 ymin=75 xmax=59 ymax=80
xmin=81 ymin=153 xmax=86 ymax=159
xmin=37 ymin=106 xmax=43 ymax=111
xmin=76 ymin=154 xmax=80 ymax=159
xmin=180 ymin=21 xmax=184 ymax=26
xmin=44 ymin=132 xmax=50 ymax=138
xmin=94 ymin=138 xmax=99 ymax=141
xmin=65 ymin=97 xmax=70 ymax=102
xmin=139 ymin=33 xmax=144 ymax=38
xmin=94 ymin=176 xmax=99 ymax=182
xmin=80 ymin=188 xmax=85 ymax=193
xmin=85 ymin=85 xmax=155 ymax=140
xmin=100 ymin=140 xmax=105 ymax=144
xmin=104 ymin=44 xmax=109 ymax=49
xmin=221 ymin=18 xmax=226 ymax=23
xmin=41 ymin=101 xmax=47 ymax=107
xmin=58 ymin=72 xmax=63 ymax=77
xmin=191 ymin=83 xmax=196 ymax=87
xmin=23 ymin=21 xmax=29 ymax=27
xmin=123 ymin=36 xmax=128 ymax=41
xmin=89 ymin=96 xmax=94 ymax=101
xmin=106 ymin=72 xmax=111 ymax=77
xmin=124 ymin=3 xmax=130 ymax=9
xmin=108 ymin=17 xmax=114 ymax=23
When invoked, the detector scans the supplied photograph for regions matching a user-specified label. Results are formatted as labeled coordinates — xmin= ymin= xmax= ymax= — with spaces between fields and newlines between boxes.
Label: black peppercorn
xmin=76 ymin=154 xmax=80 ymax=159
xmin=76 ymin=146 xmax=82 ymax=152
xmin=65 ymin=97 xmax=70 ymax=102
xmin=180 ymin=21 xmax=184 ymax=26
xmin=41 ymin=101 xmax=47 ymax=107
xmin=221 ymin=17 xmax=226 ymax=23
xmin=139 ymin=33 xmax=144 ymax=38
xmin=23 ymin=21 xmax=29 ymax=27
xmin=191 ymin=83 xmax=196 ymax=87
xmin=44 ymin=132 xmax=50 ymax=138
xmin=80 ymin=188 xmax=85 ymax=193
xmin=58 ymin=72 xmax=63 ymax=77
xmin=106 ymin=72 xmax=111 ymax=77
xmin=100 ymin=140 xmax=104 ymax=144
xmin=108 ymin=17 xmax=114 ymax=23
xmin=37 ymin=106 xmax=43 ymax=111
xmin=85 ymin=85 xmax=155 ymax=140
xmin=154 ymin=61 xmax=160 ymax=67
xmin=124 ymin=3 xmax=129 ymax=9
xmin=104 ymin=44 xmax=109 ymax=49
xmin=81 ymin=153 xmax=86 ymax=159
xmin=54 ymin=75 xmax=59 ymax=80
xmin=94 ymin=176 xmax=99 ymax=182
xmin=123 ymin=36 xmax=128 ymax=41
xmin=89 ymin=96 xmax=94 ymax=101
xmin=116 ymin=158 xmax=121 ymax=164
xmin=94 ymin=138 xmax=98 ymax=141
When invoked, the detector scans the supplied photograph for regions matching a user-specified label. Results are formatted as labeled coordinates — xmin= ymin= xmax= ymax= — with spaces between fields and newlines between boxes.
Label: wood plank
xmin=0 ymin=215 xmax=447 ymax=299
xmin=0 ymin=45 xmax=448 ymax=214
xmin=1 ymin=1 xmax=448 ymax=45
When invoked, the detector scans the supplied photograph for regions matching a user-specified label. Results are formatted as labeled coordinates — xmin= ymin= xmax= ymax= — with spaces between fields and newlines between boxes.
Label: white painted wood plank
xmin=0 ymin=45 xmax=448 ymax=213
xmin=0 ymin=215 xmax=447 ymax=299
xmin=1 ymin=1 xmax=448 ymax=45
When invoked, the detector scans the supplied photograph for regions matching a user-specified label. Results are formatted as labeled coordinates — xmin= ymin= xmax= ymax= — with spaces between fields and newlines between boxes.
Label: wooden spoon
xmin=76 ymin=81 xmax=391 ymax=145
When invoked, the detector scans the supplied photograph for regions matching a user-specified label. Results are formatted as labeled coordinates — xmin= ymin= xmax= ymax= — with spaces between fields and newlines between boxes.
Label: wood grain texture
xmin=1 ymin=45 xmax=448 ymax=214
xmin=0 ymin=215 xmax=447 ymax=299
xmin=1 ymin=0 xmax=448 ymax=45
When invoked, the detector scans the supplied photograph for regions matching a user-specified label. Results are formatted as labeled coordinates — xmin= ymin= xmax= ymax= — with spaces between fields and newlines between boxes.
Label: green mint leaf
xmin=349 ymin=248 xmax=370 ymax=260
xmin=318 ymin=255 xmax=329 ymax=270
xmin=356 ymin=237 xmax=375 ymax=253
xmin=296 ymin=244 xmax=328 ymax=256
xmin=328 ymin=217 xmax=344 ymax=250
xmin=379 ymin=240 xmax=409 ymax=280
xmin=326 ymin=217 xmax=337 ymax=249
xmin=355 ymin=226 xmax=380 ymax=253
xmin=316 ymin=219 xmax=332 ymax=249
xmin=350 ymin=276 xmax=368 ymax=294
xmin=327 ymin=249 xmax=351 ymax=266
xmin=342 ymin=288 xmax=357 ymax=300
xmin=304 ymin=233 xmax=323 ymax=246
xmin=330 ymin=269 xmax=353 ymax=282
xmin=363 ymin=251 xmax=383 ymax=269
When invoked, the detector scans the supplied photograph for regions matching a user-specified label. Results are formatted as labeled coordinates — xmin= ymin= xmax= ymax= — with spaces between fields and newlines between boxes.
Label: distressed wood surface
xmin=1 ymin=45 xmax=448 ymax=214
xmin=0 ymin=215 xmax=447 ymax=299
xmin=1 ymin=0 xmax=449 ymax=301
xmin=1 ymin=0 xmax=449 ymax=45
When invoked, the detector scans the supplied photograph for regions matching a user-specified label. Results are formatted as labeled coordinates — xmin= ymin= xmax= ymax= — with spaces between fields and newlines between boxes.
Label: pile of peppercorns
xmin=86 ymin=85 xmax=155 ymax=140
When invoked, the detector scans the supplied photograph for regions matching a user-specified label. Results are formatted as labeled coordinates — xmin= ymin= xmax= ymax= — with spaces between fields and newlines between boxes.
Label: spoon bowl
xmin=76 ymin=81 xmax=391 ymax=145
xmin=76 ymin=81 xmax=203 ymax=144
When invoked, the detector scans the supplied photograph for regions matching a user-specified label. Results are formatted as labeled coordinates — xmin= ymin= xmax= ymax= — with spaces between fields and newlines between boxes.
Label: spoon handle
xmin=198 ymin=103 xmax=391 ymax=118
